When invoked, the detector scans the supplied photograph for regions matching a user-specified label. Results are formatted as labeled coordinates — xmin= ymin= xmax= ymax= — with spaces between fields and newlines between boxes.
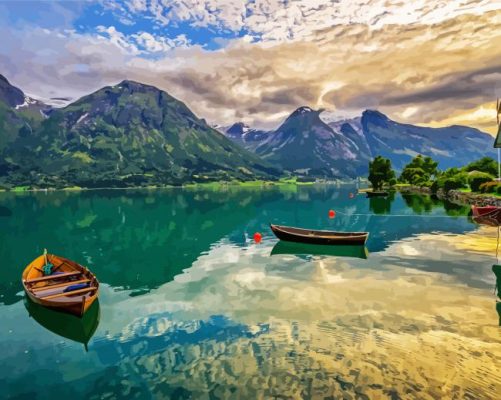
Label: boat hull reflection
xmin=24 ymin=297 xmax=100 ymax=350
xmin=271 ymin=241 xmax=368 ymax=259
xmin=493 ymin=264 xmax=501 ymax=326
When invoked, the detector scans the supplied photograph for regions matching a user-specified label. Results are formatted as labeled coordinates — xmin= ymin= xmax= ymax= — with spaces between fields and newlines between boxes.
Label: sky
xmin=0 ymin=0 xmax=500 ymax=133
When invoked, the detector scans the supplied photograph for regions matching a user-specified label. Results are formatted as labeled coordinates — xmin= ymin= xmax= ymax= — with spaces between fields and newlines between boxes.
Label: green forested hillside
xmin=0 ymin=78 xmax=279 ymax=188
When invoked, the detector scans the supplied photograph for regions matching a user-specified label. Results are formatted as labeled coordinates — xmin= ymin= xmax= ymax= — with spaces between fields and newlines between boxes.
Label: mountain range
xmin=255 ymin=107 xmax=368 ymax=177
xmin=221 ymin=108 xmax=496 ymax=178
xmin=0 ymin=75 xmax=278 ymax=188
xmin=0 ymin=73 xmax=496 ymax=188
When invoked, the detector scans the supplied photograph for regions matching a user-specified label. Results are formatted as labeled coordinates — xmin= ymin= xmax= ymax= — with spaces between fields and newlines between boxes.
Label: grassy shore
xmin=182 ymin=178 xmax=319 ymax=189
xmin=0 ymin=177 xmax=341 ymax=193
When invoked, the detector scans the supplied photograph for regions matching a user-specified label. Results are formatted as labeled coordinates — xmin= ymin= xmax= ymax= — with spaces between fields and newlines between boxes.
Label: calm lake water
xmin=0 ymin=185 xmax=500 ymax=399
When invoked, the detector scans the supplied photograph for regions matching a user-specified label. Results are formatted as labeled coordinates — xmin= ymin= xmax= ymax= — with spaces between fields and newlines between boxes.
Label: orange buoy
xmin=253 ymin=232 xmax=262 ymax=243
xmin=328 ymin=210 xmax=336 ymax=219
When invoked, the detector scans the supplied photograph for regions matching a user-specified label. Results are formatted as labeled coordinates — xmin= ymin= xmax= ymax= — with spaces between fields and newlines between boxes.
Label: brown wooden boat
xmin=22 ymin=251 xmax=99 ymax=317
xmin=270 ymin=224 xmax=368 ymax=245
xmin=471 ymin=205 xmax=501 ymax=226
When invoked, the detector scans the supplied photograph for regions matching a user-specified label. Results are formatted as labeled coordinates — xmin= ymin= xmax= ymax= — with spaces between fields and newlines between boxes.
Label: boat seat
xmin=41 ymin=287 xmax=97 ymax=300
xmin=32 ymin=278 xmax=90 ymax=293
xmin=25 ymin=271 xmax=81 ymax=284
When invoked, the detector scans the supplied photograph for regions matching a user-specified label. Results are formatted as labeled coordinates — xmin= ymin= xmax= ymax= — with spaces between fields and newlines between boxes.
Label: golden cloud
xmin=2 ymin=8 xmax=500 ymax=132
xmin=123 ymin=10 xmax=501 ymax=130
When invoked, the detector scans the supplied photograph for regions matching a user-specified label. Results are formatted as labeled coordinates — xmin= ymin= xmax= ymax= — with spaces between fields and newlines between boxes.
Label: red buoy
xmin=328 ymin=210 xmax=336 ymax=219
xmin=253 ymin=232 xmax=262 ymax=243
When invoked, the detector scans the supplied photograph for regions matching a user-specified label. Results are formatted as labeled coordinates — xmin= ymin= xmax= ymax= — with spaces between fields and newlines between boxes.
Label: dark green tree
xmin=399 ymin=154 xmax=438 ymax=185
xmin=463 ymin=157 xmax=499 ymax=176
xmin=368 ymin=156 xmax=395 ymax=190
xmin=468 ymin=171 xmax=494 ymax=192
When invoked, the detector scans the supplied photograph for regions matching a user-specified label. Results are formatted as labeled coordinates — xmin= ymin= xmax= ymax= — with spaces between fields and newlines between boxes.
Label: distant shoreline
xmin=0 ymin=178 xmax=362 ymax=194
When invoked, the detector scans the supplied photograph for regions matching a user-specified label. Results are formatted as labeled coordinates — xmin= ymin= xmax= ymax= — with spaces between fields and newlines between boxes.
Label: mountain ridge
xmin=0 ymin=76 xmax=280 ymax=188
xmin=358 ymin=108 xmax=495 ymax=170
xmin=252 ymin=107 xmax=365 ymax=178
xmin=223 ymin=106 xmax=496 ymax=177
xmin=0 ymin=74 xmax=496 ymax=187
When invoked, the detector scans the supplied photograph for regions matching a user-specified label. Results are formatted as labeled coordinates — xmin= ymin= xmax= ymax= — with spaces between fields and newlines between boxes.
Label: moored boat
xmin=471 ymin=205 xmax=501 ymax=217
xmin=22 ymin=250 xmax=99 ymax=317
xmin=270 ymin=224 xmax=368 ymax=245
xmin=471 ymin=205 xmax=501 ymax=226
xmin=477 ymin=99 xmax=501 ymax=227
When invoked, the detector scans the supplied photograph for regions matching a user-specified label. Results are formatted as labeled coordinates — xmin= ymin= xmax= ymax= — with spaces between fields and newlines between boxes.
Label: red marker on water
xmin=253 ymin=232 xmax=262 ymax=243
xmin=328 ymin=210 xmax=336 ymax=219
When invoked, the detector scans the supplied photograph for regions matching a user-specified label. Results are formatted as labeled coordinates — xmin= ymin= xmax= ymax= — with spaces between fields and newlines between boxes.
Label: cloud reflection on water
xmin=69 ymin=230 xmax=501 ymax=399
xmin=1 ymin=189 xmax=500 ymax=398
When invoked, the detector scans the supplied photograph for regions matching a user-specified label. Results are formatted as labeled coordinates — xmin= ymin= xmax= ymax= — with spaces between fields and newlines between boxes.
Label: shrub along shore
xmin=0 ymin=177 xmax=321 ymax=193
xmin=368 ymin=155 xmax=501 ymax=207
xmin=398 ymin=185 xmax=501 ymax=207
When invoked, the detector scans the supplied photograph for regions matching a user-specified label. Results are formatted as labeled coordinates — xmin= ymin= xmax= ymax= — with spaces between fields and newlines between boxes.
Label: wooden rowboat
xmin=471 ymin=205 xmax=501 ymax=226
xmin=471 ymin=205 xmax=501 ymax=217
xmin=270 ymin=224 xmax=368 ymax=246
xmin=22 ymin=251 xmax=99 ymax=317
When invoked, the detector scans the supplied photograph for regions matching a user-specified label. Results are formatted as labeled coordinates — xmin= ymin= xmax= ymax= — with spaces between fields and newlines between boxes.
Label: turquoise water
xmin=0 ymin=185 xmax=499 ymax=399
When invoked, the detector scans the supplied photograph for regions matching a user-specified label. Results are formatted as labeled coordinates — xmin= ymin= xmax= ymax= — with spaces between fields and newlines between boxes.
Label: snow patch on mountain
xmin=76 ymin=113 xmax=89 ymax=125
xmin=14 ymin=95 xmax=38 ymax=109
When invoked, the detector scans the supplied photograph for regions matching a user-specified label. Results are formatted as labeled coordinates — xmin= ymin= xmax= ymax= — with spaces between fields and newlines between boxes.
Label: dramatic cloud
xmin=120 ymin=0 xmax=500 ymax=42
xmin=1 ymin=1 xmax=500 ymax=133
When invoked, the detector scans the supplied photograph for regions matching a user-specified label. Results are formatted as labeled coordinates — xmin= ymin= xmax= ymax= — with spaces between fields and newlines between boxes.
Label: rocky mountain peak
xmin=115 ymin=79 xmax=161 ymax=94
xmin=0 ymin=74 xmax=25 ymax=108
xmin=226 ymin=122 xmax=251 ymax=137
xmin=361 ymin=109 xmax=390 ymax=126
xmin=287 ymin=106 xmax=323 ymax=120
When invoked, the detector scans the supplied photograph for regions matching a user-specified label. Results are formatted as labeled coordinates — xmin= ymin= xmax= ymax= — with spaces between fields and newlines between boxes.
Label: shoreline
xmin=0 ymin=179 xmax=362 ymax=194
xmin=397 ymin=185 xmax=501 ymax=207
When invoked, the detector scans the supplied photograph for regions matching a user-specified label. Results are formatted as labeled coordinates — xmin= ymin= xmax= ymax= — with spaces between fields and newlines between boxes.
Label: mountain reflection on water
xmin=0 ymin=185 xmax=500 ymax=399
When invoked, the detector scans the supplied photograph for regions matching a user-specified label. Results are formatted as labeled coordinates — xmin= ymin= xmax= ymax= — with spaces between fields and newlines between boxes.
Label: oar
xmin=43 ymin=248 xmax=48 ymax=266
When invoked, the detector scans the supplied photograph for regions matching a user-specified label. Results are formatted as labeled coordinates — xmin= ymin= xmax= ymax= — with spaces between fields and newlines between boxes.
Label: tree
xmin=368 ymin=156 xmax=395 ymax=190
xmin=464 ymin=157 xmax=498 ymax=176
xmin=468 ymin=171 xmax=494 ymax=192
xmin=399 ymin=154 xmax=438 ymax=185
xmin=441 ymin=167 xmax=462 ymax=178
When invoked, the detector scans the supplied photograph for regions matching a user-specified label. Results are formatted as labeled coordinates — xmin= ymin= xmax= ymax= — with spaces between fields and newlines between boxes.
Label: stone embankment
xmin=397 ymin=185 xmax=501 ymax=207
